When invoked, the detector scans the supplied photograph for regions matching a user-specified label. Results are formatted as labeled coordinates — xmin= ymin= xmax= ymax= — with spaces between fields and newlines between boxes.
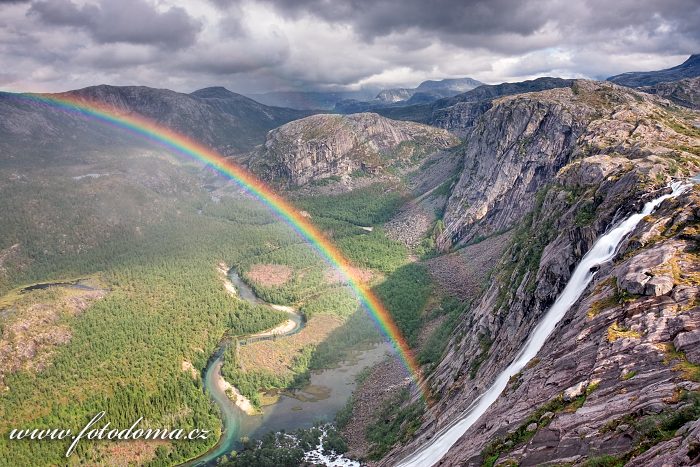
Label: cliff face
xmin=381 ymin=81 xmax=700 ymax=466
xmin=419 ymin=183 xmax=700 ymax=467
xmin=367 ymin=77 xmax=574 ymax=135
xmin=249 ymin=112 xmax=459 ymax=187
xmin=438 ymin=80 xmax=700 ymax=250
xmin=426 ymin=77 xmax=575 ymax=135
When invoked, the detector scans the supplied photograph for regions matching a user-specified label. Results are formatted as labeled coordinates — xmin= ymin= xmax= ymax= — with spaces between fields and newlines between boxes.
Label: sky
xmin=0 ymin=0 xmax=698 ymax=94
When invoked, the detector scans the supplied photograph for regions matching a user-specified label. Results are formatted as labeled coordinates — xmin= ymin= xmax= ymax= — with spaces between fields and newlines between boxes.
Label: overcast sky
xmin=0 ymin=0 xmax=698 ymax=94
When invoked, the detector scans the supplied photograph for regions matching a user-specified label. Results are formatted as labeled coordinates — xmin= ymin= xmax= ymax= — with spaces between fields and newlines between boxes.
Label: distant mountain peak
xmin=415 ymin=77 xmax=483 ymax=92
xmin=190 ymin=86 xmax=241 ymax=99
xmin=372 ymin=77 xmax=484 ymax=105
xmin=607 ymin=53 xmax=700 ymax=87
xmin=683 ymin=54 xmax=700 ymax=66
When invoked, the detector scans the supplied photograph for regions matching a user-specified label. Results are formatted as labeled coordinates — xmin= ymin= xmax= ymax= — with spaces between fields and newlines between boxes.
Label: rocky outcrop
xmin=383 ymin=172 xmax=699 ymax=467
xmin=437 ymin=80 xmax=700 ymax=250
xmin=249 ymin=113 xmax=458 ymax=187
xmin=640 ymin=76 xmax=700 ymax=110
xmin=425 ymin=77 xmax=576 ymax=135
xmin=363 ymin=77 xmax=574 ymax=135
xmin=408 ymin=187 xmax=700 ymax=467
xmin=379 ymin=80 xmax=700 ymax=466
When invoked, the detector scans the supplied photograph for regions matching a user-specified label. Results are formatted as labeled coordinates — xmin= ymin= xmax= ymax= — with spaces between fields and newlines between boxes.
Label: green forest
xmin=218 ymin=183 xmax=435 ymax=412
xmin=0 ymin=147 xmax=434 ymax=466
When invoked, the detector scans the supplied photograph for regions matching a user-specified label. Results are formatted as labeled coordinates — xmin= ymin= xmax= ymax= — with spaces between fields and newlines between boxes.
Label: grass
xmin=365 ymin=389 xmax=425 ymax=460
xmin=419 ymin=297 xmax=467 ymax=371
xmin=594 ymin=391 xmax=700 ymax=465
xmin=583 ymin=455 xmax=626 ymax=467
xmin=588 ymin=278 xmax=634 ymax=318
xmin=664 ymin=343 xmax=700 ymax=382
xmin=607 ymin=322 xmax=641 ymax=342
xmin=588 ymin=294 xmax=620 ymax=318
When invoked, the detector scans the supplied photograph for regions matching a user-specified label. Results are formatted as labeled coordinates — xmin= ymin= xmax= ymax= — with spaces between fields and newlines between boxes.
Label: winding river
xmin=184 ymin=268 xmax=388 ymax=466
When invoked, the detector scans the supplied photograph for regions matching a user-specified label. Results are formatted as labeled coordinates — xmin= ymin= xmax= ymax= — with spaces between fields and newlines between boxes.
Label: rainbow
xmin=14 ymin=91 xmax=427 ymax=399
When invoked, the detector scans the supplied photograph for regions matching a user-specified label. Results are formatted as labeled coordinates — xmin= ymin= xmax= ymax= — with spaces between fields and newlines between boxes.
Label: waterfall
xmin=397 ymin=182 xmax=689 ymax=467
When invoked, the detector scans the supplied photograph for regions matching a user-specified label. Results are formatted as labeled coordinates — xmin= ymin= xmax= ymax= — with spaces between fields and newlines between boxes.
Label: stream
xmin=397 ymin=182 xmax=690 ymax=467
xmin=184 ymin=268 xmax=388 ymax=466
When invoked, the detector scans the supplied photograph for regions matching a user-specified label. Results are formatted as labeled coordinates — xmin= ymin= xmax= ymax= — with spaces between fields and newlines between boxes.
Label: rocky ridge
xmin=249 ymin=112 xmax=459 ymax=187
xmin=437 ymin=80 xmax=700 ymax=250
xmin=336 ymin=77 xmax=484 ymax=113
xmin=366 ymin=77 xmax=575 ymax=136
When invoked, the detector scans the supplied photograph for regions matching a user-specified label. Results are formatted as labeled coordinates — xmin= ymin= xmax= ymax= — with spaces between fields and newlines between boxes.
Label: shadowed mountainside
xmin=0 ymin=85 xmax=312 ymax=166
xmin=607 ymin=54 xmax=700 ymax=87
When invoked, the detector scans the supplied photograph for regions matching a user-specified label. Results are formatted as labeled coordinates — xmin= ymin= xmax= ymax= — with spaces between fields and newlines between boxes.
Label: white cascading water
xmin=397 ymin=182 xmax=689 ymax=467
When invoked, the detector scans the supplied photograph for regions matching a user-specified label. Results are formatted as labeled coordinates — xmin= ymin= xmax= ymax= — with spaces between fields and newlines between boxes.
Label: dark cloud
xmin=180 ymin=39 xmax=290 ymax=75
xmin=1 ymin=0 xmax=698 ymax=93
xmin=237 ymin=0 xmax=700 ymax=54
xmin=271 ymin=0 xmax=548 ymax=39
xmin=28 ymin=0 xmax=202 ymax=49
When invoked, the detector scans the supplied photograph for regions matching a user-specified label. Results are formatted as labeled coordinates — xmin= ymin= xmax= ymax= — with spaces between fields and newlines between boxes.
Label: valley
xmin=0 ymin=55 xmax=699 ymax=467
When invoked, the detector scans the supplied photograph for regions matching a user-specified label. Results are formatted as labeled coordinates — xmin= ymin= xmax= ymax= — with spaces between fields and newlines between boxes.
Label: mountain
xmin=246 ymin=89 xmax=377 ymax=110
xmin=415 ymin=76 xmax=484 ymax=94
xmin=370 ymin=77 xmax=575 ymax=136
xmin=378 ymin=80 xmax=700 ymax=466
xmin=607 ymin=54 xmax=700 ymax=87
xmin=250 ymin=78 xmax=483 ymax=112
xmin=335 ymin=77 xmax=484 ymax=113
xmin=248 ymin=112 xmax=459 ymax=187
xmin=640 ymin=76 xmax=700 ymax=110
xmin=375 ymin=77 xmax=484 ymax=104
xmin=68 ymin=85 xmax=312 ymax=152
xmin=1 ymin=76 xmax=699 ymax=467
xmin=375 ymin=88 xmax=413 ymax=104
xmin=0 ymin=85 xmax=312 ymax=165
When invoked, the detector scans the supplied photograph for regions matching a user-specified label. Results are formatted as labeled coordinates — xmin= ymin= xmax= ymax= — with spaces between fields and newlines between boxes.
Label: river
xmin=184 ymin=268 xmax=388 ymax=466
